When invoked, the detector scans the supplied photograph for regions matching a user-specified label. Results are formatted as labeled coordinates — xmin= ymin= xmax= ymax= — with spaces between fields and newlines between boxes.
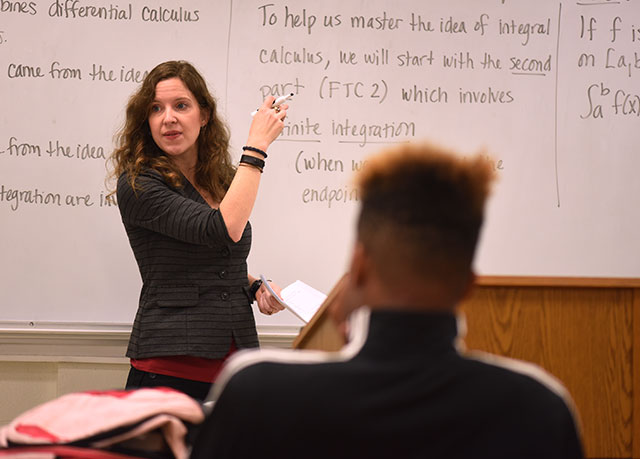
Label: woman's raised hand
xmin=245 ymin=96 xmax=288 ymax=152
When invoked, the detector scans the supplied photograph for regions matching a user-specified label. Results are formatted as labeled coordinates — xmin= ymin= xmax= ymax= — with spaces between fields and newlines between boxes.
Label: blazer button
xmin=221 ymin=247 xmax=231 ymax=257
xmin=220 ymin=291 xmax=230 ymax=301
xmin=219 ymin=270 xmax=227 ymax=279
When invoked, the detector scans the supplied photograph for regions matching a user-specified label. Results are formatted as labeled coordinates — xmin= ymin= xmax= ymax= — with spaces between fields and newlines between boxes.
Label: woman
xmin=108 ymin=60 xmax=287 ymax=400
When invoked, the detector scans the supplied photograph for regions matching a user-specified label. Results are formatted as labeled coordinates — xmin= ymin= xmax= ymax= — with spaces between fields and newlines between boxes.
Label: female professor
xmin=108 ymin=60 xmax=287 ymax=400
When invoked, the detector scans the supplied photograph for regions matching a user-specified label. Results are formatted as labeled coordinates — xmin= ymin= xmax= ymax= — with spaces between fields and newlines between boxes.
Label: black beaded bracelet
xmin=239 ymin=154 xmax=265 ymax=173
xmin=242 ymin=145 xmax=267 ymax=158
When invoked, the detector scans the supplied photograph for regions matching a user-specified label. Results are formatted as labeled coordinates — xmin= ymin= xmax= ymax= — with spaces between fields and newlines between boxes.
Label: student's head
xmin=110 ymin=60 xmax=233 ymax=201
xmin=348 ymin=142 xmax=495 ymax=311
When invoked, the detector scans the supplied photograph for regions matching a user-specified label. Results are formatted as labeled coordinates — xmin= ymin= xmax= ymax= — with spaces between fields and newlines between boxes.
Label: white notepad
xmin=260 ymin=275 xmax=327 ymax=323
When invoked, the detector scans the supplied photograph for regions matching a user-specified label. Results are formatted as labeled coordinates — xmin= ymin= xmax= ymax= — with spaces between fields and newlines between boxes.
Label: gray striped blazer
xmin=116 ymin=168 xmax=259 ymax=360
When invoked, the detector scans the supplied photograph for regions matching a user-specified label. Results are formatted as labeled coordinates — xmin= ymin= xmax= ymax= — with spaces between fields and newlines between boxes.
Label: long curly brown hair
xmin=107 ymin=60 xmax=234 ymax=202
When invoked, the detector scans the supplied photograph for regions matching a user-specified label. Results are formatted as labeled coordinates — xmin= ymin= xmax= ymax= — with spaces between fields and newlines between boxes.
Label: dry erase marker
xmin=251 ymin=93 xmax=293 ymax=116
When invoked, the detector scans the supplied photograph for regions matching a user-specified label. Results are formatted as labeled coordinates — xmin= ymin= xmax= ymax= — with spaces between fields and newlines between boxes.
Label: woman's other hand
xmin=256 ymin=281 xmax=286 ymax=316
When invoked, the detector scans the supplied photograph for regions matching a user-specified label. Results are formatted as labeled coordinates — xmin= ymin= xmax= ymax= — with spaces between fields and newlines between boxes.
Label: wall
xmin=0 ymin=327 xmax=295 ymax=425
xmin=1 ymin=0 xmax=638 ymax=330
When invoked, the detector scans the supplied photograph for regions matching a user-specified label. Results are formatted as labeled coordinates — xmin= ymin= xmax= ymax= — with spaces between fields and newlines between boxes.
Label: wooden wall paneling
xmin=460 ymin=282 xmax=636 ymax=458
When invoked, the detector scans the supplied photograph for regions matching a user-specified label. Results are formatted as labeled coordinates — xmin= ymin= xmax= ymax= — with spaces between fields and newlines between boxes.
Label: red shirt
xmin=131 ymin=341 xmax=237 ymax=383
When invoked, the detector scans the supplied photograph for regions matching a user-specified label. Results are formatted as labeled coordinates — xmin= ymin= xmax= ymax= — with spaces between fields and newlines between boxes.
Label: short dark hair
xmin=355 ymin=143 xmax=494 ymax=285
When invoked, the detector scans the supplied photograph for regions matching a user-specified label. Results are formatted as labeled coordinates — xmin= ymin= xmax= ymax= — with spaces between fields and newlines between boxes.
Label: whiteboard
xmin=1 ymin=0 xmax=639 ymax=330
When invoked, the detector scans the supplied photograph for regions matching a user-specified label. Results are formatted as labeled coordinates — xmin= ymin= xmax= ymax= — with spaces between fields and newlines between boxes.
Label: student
xmin=190 ymin=142 xmax=584 ymax=459
xmin=108 ymin=60 xmax=287 ymax=401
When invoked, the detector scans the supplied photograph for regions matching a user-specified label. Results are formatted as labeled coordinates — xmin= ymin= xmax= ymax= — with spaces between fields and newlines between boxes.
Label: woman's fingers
xmin=257 ymin=283 xmax=285 ymax=315
xmin=246 ymin=99 xmax=288 ymax=150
